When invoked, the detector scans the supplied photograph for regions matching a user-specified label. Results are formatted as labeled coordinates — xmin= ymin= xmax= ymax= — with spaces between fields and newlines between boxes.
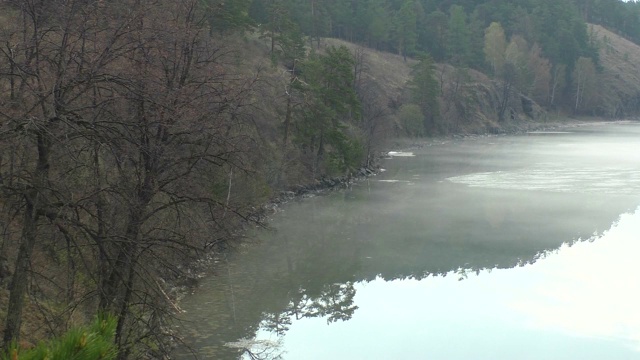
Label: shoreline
xmin=387 ymin=118 xmax=638 ymax=150
xmin=167 ymin=117 xmax=638 ymax=354
xmin=171 ymin=118 xmax=638 ymax=298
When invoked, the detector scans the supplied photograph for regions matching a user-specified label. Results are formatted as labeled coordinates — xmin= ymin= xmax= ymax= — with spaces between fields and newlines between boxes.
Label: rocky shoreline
xmin=253 ymin=120 xmax=607 ymax=218
xmin=160 ymin=160 xmax=383 ymax=355
xmin=164 ymin=162 xmax=383 ymax=304
xmin=259 ymin=165 xmax=381 ymax=214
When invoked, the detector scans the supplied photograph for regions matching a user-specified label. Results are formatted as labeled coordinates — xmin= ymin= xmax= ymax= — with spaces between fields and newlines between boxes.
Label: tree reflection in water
xmin=226 ymin=337 xmax=284 ymax=360
xmin=260 ymin=282 xmax=358 ymax=336
xmin=176 ymin=132 xmax=640 ymax=359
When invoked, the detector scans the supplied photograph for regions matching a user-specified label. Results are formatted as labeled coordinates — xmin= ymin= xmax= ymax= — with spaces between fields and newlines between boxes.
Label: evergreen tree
xmin=527 ymin=43 xmax=552 ymax=103
xmin=447 ymin=5 xmax=471 ymax=66
xmin=408 ymin=54 xmax=440 ymax=134
xmin=392 ymin=0 xmax=419 ymax=60
xmin=297 ymin=46 xmax=362 ymax=174
xmin=261 ymin=0 xmax=306 ymax=66
xmin=366 ymin=0 xmax=393 ymax=49
xmin=327 ymin=0 xmax=357 ymax=40
xmin=399 ymin=104 xmax=425 ymax=137
xmin=422 ymin=10 xmax=449 ymax=61
xmin=468 ymin=10 xmax=488 ymax=69
xmin=288 ymin=0 xmax=330 ymax=48
xmin=205 ymin=0 xmax=253 ymax=33
xmin=531 ymin=0 xmax=587 ymax=67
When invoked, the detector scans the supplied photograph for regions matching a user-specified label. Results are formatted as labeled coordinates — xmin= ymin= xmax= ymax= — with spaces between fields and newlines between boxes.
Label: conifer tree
xmin=206 ymin=0 xmax=253 ymax=33
xmin=262 ymin=0 xmax=306 ymax=66
xmin=297 ymin=46 xmax=362 ymax=174
xmin=409 ymin=54 xmax=440 ymax=134
xmin=392 ymin=0 xmax=419 ymax=61
xmin=447 ymin=5 xmax=471 ymax=66
xmin=366 ymin=0 xmax=392 ymax=49
xmin=423 ymin=10 xmax=448 ymax=61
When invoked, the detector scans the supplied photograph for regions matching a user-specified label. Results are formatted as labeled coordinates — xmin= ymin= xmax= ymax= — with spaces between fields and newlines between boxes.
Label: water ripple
xmin=447 ymin=167 xmax=640 ymax=194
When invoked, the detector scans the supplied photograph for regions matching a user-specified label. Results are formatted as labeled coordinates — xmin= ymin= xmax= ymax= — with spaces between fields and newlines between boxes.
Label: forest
xmin=0 ymin=0 xmax=639 ymax=358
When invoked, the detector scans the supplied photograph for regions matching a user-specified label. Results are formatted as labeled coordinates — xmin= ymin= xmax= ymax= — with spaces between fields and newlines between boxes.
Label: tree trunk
xmin=283 ymin=94 xmax=293 ymax=146
xmin=3 ymin=132 xmax=50 ymax=347
xmin=283 ymin=60 xmax=297 ymax=147
xmin=499 ymin=81 xmax=512 ymax=122
xmin=3 ymin=200 xmax=38 ymax=347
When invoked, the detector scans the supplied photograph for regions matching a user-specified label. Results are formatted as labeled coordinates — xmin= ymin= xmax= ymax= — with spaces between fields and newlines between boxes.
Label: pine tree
xmin=205 ymin=0 xmax=253 ymax=33
xmin=297 ymin=46 xmax=362 ymax=175
xmin=422 ymin=10 xmax=448 ymax=61
xmin=392 ymin=0 xmax=419 ymax=61
xmin=447 ymin=5 xmax=471 ymax=66
xmin=261 ymin=0 xmax=306 ymax=67
xmin=409 ymin=54 xmax=440 ymax=134
xmin=366 ymin=0 xmax=392 ymax=49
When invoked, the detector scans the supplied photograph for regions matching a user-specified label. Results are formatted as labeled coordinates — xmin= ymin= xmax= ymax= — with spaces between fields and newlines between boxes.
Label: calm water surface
xmin=177 ymin=123 xmax=640 ymax=359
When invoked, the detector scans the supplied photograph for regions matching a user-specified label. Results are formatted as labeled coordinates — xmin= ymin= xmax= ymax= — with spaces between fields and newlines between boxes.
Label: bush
xmin=399 ymin=104 xmax=425 ymax=137
xmin=3 ymin=315 xmax=117 ymax=360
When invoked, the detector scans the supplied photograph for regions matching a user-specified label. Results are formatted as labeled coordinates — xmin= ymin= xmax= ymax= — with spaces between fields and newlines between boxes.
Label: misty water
xmin=177 ymin=122 xmax=640 ymax=359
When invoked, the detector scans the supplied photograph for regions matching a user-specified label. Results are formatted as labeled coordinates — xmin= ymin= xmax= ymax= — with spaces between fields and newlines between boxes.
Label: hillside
xmin=238 ymin=0 xmax=640 ymax=140
xmin=590 ymin=24 xmax=640 ymax=117
xmin=318 ymin=38 xmax=546 ymax=135
xmin=318 ymin=22 xmax=640 ymax=134
xmin=3 ymin=1 xmax=640 ymax=358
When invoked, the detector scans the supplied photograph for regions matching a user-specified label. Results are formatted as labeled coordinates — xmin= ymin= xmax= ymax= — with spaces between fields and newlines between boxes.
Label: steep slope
xmin=321 ymin=38 xmax=546 ymax=135
xmin=590 ymin=24 xmax=640 ymax=117
xmin=321 ymin=23 xmax=640 ymax=132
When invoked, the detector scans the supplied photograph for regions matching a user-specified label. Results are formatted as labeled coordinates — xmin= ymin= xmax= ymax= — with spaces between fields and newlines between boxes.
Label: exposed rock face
xmin=437 ymin=71 xmax=547 ymax=135
xmin=382 ymin=62 xmax=547 ymax=136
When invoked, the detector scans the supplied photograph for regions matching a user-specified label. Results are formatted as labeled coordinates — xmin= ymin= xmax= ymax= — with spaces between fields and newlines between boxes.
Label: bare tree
xmin=573 ymin=56 xmax=597 ymax=113
xmin=549 ymin=64 xmax=566 ymax=107
xmin=0 ymin=0 xmax=261 ymax=357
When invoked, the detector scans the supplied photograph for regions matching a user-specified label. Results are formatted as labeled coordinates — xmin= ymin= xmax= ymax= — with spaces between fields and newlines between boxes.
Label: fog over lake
xmin=177 ymin=122 xmax=640 ymax=359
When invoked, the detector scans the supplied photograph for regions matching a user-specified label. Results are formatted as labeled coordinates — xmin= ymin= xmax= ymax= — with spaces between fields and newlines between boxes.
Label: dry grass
xmin=589 ymin=24 xmax=640 ymax=117
xmin=322 ymin=38 xmax=415 ymax=102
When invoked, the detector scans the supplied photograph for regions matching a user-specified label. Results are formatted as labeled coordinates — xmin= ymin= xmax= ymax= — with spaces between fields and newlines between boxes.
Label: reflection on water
xmin=257 ymin=207 xmax=640 ymax=360
xmin=514 ymin=208 xmax=640 ymax=347
xmin=176 ymin=124 xmax=640 ymax=360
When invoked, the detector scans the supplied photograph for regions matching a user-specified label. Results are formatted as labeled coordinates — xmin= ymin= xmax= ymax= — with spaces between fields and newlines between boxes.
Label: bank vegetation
xmin=1 ymin=0 xmax=640 ymax=359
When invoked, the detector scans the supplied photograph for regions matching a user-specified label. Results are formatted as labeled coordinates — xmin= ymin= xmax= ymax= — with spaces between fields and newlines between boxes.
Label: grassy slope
xmin=324 ymin=24 xmax=640 ymax=131
xmin=590 ymin=24 xmax=640 ymax=118
xmin=241 ymin=27 xmax=640 ymax=142
xmin=323 ymin=38 xmax=546 ymax=134
xmin=234 ymin=25 xmax=640 ymax=152
xmin=323 ymin=38 xmax=416 ymax=103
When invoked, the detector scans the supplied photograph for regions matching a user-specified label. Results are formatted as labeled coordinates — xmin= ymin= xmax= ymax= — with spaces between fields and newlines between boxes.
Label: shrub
xmin=3 ymin=315 xmax=117 ymax=360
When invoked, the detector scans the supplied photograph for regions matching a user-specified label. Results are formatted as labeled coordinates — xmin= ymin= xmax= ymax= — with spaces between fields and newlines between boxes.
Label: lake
xmin=177 ymin=122 xmax=640 ymax=359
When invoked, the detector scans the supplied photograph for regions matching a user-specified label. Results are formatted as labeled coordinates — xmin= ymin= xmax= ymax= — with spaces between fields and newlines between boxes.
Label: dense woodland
xmin=245 ymin=0 xmax=640 ymax=116
xmin=0 ymin=0 xmax=639 ymax=359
